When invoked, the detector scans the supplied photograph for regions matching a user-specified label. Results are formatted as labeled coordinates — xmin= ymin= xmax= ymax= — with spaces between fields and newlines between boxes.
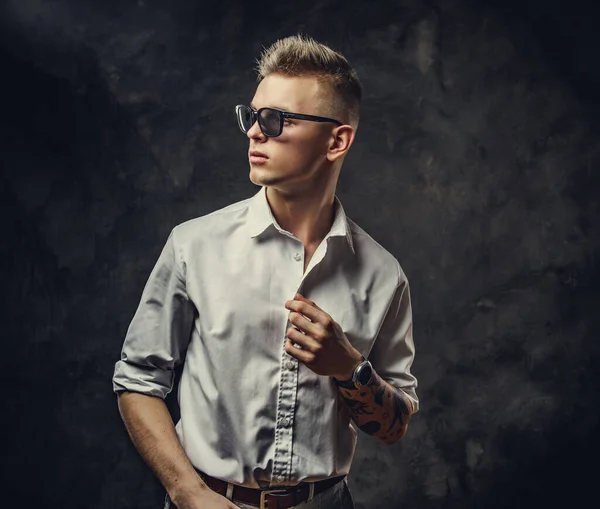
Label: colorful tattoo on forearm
xmin=337 ymin=372 xmax=412 ymax=444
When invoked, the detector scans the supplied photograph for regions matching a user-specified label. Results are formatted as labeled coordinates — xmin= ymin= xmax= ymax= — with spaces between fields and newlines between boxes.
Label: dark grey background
xmin=2 ymin=0 xmax=599 ymax=507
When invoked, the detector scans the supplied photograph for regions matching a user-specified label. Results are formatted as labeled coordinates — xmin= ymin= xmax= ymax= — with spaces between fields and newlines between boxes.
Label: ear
xmin=326 ymin=124 xmax=356 ymax=163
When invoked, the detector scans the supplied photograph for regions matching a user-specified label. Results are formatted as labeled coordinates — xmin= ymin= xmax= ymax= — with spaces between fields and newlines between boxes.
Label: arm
xmin=334 ymin=370 xmax=414 ymax=445
xmin=335 ymin=274 xmax=419 ymax=445
xmin=112 ymin=230 xmax=240 ymax=509
xmin=117 ymin=392 xmax=240 ymax=509
xmin=283 ymin=274 xmax=419 ymax=446
xmin=116 ymin=391 xmax=208 ymax=503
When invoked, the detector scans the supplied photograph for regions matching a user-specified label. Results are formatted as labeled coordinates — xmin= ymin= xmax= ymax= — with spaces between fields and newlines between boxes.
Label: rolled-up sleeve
xmin=368 ymin=271 xmax=419 ymax=414
xmin=112 ymin=228 xmax=195 ymax=399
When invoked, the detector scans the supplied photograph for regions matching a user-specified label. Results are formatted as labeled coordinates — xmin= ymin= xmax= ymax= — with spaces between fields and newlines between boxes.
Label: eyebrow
xmin=249 ymin=102 xmax=292 ymax=112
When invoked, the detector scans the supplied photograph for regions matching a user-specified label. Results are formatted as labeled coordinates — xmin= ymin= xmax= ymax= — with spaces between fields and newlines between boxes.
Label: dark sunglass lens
xmin=259 ymin=108 xmax=281 ymax=136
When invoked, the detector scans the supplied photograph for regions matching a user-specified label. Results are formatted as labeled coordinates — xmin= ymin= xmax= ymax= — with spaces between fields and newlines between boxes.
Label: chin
xmin=249 ymin=165 xmax=283 ymax=187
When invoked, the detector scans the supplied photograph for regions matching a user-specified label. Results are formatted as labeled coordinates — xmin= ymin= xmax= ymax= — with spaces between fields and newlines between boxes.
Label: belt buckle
xmin=259 ymin=488 xmax=288 ymax=509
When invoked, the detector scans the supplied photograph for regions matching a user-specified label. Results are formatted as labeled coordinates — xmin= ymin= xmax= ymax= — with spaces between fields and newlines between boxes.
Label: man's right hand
xmin=171 ymin=487 xmax=241 ymax=509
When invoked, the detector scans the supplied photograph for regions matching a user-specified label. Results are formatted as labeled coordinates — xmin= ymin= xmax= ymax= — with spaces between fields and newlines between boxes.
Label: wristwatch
xmin=332 ymin=355 xmax=374 ymax=389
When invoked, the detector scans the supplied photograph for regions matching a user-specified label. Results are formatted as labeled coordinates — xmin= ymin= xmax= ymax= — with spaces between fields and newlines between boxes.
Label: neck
xmin=265 ymin=181 xmax=337 ymax=248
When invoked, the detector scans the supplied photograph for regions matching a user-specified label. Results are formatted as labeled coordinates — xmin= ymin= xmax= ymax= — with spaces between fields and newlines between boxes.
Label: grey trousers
xmin=164 ymin=477 xmax=355 ymax=509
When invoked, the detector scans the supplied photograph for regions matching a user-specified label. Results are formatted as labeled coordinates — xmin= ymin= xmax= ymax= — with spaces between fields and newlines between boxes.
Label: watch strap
xmin=332 ymin=376 xmax=356 ymax=389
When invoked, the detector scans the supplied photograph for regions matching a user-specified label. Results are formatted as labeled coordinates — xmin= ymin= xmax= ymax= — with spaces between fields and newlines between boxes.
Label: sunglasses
xmin=235 ymin=104 xmax=343 ymax=138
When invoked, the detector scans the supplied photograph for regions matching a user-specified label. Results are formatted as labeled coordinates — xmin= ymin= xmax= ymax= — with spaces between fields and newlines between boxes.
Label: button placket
xmin=270 ymin=239 xmax=306 ymax=485
xmin=271 ymin=342 xmax=298 ymax=484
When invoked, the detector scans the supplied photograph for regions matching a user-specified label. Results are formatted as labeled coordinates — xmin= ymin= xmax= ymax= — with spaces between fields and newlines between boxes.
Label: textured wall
xmin=2 ymin=0 xmax=599 ymax=507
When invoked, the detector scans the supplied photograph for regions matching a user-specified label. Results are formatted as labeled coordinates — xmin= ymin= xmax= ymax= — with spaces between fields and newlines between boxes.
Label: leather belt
xmin=196 ymin=470 xmax=345 ymax=509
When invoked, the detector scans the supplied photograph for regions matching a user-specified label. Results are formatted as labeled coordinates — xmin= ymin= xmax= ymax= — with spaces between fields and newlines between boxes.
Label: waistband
xmin=196 ymin=469 xmax=346 ymax=509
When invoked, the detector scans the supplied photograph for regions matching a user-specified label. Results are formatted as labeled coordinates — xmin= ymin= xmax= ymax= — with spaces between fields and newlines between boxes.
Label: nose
xmin=246 ymin=117 xmax=266 ymax=141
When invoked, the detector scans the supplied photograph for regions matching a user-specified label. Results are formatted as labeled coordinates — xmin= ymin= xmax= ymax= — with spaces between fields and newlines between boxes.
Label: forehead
xmin=251 ymin=74 xmax=328 ymax=113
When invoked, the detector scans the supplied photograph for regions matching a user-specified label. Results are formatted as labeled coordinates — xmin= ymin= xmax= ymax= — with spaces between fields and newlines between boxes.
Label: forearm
xmin=336 ymin=371 xmax=413 ymax=445
xmin=116 ymin=391 xmax=208 ymax=503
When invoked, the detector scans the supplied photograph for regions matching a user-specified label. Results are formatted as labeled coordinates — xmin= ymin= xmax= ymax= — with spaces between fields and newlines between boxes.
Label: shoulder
xmin=347 ymin=217 xmax=406 ymax=286
xmin=170 ymin=195 xmax=252 ymax=245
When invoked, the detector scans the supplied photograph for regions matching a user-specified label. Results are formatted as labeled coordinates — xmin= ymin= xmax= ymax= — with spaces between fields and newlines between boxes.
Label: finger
xmin=295 ymin=293 xmax=321 ymax=310
xmin=288 ymin=311 xmax=322 ymax=337
xmin=285 ymin=337 xmax=316 ymax=364
xmin=285 ymin=326 xmax=321 ymax=353
xmin=286 ymin=299 xmax=327 ymax=325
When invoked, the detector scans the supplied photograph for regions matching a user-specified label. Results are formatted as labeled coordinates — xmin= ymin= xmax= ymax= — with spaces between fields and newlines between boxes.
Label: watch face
xmin=357 ymin=363 xmax=373 ymax=386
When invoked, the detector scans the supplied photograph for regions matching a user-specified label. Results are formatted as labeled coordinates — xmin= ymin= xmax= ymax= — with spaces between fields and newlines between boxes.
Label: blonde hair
xmin=255 ymin=34 xmax=362 ymax=129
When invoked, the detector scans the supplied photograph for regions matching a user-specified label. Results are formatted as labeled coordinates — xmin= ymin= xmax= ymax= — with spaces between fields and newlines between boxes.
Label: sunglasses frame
xmin=235 ymin=104 xmax=343 ymax=138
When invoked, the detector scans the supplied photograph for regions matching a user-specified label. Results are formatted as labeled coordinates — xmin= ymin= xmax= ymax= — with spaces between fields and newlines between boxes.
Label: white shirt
xmin=112 ymin=185 xmax=419 ymax=489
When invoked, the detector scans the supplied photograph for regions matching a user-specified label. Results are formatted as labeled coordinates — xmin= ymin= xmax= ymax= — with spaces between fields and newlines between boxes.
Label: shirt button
xmin=293 ymin=252 xmax=301 ymax=261
xmin=286 ymin=361 xmax=295 ymax=370
xmin=281 ymin=417 xmax=290 ymax=427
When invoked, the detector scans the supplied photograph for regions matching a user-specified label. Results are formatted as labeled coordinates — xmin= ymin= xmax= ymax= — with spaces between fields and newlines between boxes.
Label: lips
xmin=249 ymin=150 xmax=268 ymax=158
xmin=249 ymin=149 xmax=268 ymax=165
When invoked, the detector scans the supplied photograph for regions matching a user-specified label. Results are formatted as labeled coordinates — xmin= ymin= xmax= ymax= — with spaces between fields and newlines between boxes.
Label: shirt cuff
xmin=112 ymin=359 xmax=175 ymax=399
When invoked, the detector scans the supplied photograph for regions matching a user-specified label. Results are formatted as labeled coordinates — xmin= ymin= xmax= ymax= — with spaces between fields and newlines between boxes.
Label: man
xmin=113 ymin=34 xmax=419 ymax=509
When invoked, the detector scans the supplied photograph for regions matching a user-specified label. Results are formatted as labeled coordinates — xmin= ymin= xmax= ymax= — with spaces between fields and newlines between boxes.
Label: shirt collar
xmin=246 ymin=186 xmax=355 ymax=255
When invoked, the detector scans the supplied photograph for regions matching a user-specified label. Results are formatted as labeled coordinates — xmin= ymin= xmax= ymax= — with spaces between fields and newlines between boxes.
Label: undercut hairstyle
xmin=255 ymin=34 xmax=362 ymax=130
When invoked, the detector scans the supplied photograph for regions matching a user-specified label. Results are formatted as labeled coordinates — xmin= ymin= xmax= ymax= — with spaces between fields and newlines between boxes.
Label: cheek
xmin=289 ymin=143 xmax=317 ymax=164
xmin=286 ymin=134 xmax=328 ymax=165
xmin=265 ymin=141 xmax=310 ymax=170
xmin=266 ymin=126 xmax=329 ymax=171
